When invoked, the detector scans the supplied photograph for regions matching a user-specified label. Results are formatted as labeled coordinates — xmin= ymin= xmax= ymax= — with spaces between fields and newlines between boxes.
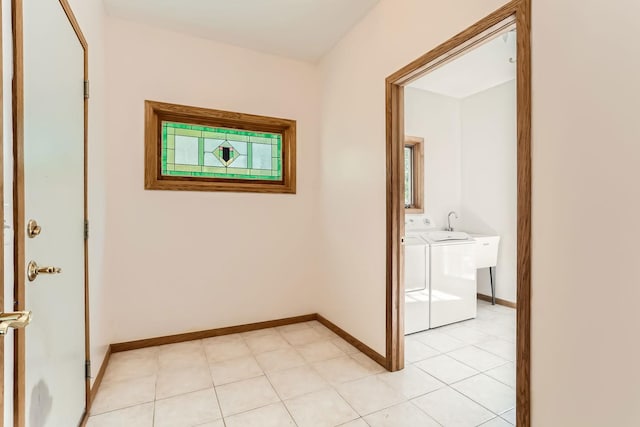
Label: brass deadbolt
xmin=27 ymin=219 xmax=42 ymax=238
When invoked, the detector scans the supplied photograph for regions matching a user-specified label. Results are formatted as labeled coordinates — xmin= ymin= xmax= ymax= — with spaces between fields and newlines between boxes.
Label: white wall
xmin=531 ymin=0 xmax=640 ymax=425
xmin=64 ymin=0 xmax=110 ymax=386
xmin=460 ymin=80 xmax=517 ymax=303
xmin=319 ymin=0 xmax=640 ymax=425
xmin=104 ymin=18 xmax=322 ymax=343
xmin=318 ymin=0 xmax=508 ymax=355
xmin=404 ymin=87 xmax=461 ymax=226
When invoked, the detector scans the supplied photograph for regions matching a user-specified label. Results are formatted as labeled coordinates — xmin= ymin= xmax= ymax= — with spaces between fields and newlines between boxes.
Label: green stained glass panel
xmin=161 ymin=121 xmax=283 ymax=181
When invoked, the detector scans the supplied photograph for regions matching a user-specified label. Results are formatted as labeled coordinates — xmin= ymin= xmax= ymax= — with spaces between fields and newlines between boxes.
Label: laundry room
xmin=401 ymin=29 xmax=519 ymax=422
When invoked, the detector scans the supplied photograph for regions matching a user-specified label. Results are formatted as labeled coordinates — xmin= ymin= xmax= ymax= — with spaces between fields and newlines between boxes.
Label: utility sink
xmin=426 ymin=231 xmax=472 ymax=242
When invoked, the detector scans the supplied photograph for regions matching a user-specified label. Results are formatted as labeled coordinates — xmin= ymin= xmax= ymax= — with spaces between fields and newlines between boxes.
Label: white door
xmin=23 ymin=0 xmax=86 ymax=424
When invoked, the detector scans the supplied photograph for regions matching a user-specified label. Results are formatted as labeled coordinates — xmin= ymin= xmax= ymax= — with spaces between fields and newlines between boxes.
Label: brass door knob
xmin=0 ymin=311 xmax=32 ymax=335
xmin=27 ymin=219 xmax=42 ymax=238
xmin=27 ymin=260 xmax=62 ymax=282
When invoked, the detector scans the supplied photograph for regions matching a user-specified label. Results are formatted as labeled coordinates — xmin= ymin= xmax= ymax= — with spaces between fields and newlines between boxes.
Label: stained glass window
xmin=161 ymin=121 xmax=283 ymax=181
xmin=145 ymin=101 xmax=295 ymax=193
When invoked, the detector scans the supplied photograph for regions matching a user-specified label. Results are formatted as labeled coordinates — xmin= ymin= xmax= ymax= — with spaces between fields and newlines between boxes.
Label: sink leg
xmin=489 ymin=267 xmax=496 ymax=305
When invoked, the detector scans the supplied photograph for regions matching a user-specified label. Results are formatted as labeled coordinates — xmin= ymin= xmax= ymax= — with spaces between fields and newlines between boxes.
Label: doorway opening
xmin=385 ymin=0 xmax=531 ymax=425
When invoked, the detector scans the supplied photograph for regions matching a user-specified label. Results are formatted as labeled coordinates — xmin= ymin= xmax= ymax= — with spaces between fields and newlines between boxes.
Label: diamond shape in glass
xmin=212 ymin=141 xmax=240 ymax=166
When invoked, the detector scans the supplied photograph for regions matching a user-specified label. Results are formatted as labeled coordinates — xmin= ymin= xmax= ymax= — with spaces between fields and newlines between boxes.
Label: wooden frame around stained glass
xmin=145 ymin=100 xmax=296 ymax=193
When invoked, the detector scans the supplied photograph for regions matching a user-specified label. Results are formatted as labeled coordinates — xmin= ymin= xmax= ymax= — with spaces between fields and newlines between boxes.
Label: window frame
xmin=144 ymin=100 xmax=296 ymax=193
xmin=404 ymin=136 xmax=424 ymax=213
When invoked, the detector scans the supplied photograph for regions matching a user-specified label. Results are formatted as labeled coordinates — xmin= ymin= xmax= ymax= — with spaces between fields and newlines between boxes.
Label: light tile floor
xmin=88 ymin=300 xmax=515 ymax=427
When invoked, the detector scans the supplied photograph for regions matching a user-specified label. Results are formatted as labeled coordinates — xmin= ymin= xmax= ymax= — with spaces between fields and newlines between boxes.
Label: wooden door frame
xmin=385 ymin=0 xmax=531 ymax=425
xmin=11 ymin=0 xmax=90 ymax=425
xmin=0 ymin=2 xmax=5 ymax=425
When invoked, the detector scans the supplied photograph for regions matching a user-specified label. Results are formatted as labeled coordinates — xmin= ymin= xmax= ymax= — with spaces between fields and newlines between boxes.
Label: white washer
xmin=404 ymin=215 xmax=434 ymax=334
xmin=422 ymin=231 xmax=477 ymax=328
xmin=404 ymin=234 xmax=430 ymax=334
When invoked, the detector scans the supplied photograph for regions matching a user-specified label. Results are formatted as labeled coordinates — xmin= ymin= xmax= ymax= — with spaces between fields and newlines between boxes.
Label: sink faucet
xmin=446 ymin=211 xmax=458 ymax=231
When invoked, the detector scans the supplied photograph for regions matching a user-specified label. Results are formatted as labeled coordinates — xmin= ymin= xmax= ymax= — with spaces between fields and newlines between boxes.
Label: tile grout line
xmin=244 ymin=324 xmax=380 ymax=425
xmin=404 ymin=305 xmax=516 ymax=423
xmin=152 ymin=347 xmax=159 ymax=426
xmin=315 ymin=347 xmax=410 ymax=424
xmin=409 ymin=367 xmax=515 ymax=420
xmin=216 ymin=327 xmax=299 ymax=423
xmin=86 ymin=399 xmax=156 ymax=419
xmin=410 ymin=386 xmax=503 ymax=426
xmin=404 ymin=399 xmax=446 ymax=427
xmin=410 ymin=345 xmax=512 ymax=378
xmin=204 ymin=329 xmax=354 ymax=389
xmin=247 ymin=323 xmax=362 ymax=425
xmin=201 ymin=338 xmax=228 ymax=426
xmin=260 ymin=359 xmax=300 ymax=426
xmin=87 ymin=351 xmax=160 ymax=420
xmin=415 ymin=356 xmax=515 ymax=416
xmin=328 ymin=377 xmax=372 ymax=424
xmin=469 ymin=341 xmax=516 ymax=361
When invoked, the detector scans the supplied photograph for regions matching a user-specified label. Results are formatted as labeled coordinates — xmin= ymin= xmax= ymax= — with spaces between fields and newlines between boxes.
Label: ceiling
xmin=104 ymin=0 xmax=380 ymax=62
xmin=408 ymin=31 xmax=517 ymax=98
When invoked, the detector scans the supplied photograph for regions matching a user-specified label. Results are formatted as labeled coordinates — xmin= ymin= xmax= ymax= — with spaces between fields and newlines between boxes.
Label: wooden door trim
xmin=11 ymin=2 xmax=24 ymax=423
xmin=477 ymin=293 xmax=518 ymax=309
xmin=385 ymin=1 xmax=531 ymax=426
xmin=11 ymin=0 xmax=90 ymax=425
xmin=0 ymin=3 xmax=4 ymax=426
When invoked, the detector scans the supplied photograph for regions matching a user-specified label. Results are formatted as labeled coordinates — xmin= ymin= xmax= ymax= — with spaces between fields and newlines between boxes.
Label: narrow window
xmin=145 ymin=101 xmax=296 ymax=193
xmin=404 ymin=136 xmax=424 ymax=213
